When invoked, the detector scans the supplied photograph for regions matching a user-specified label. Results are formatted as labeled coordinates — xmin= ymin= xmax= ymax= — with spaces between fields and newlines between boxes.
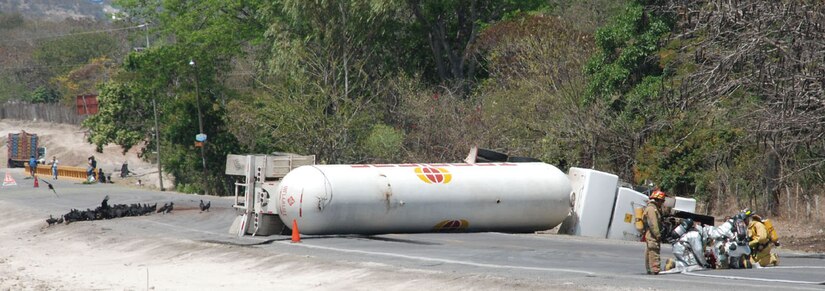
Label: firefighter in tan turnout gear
xmin=747 ymin=212 xmax=779 ymax=267
xmin=643 ymin=190 xmax=666 ymax=275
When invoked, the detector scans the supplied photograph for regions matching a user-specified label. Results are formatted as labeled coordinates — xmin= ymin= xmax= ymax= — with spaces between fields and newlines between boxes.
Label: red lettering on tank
xmin=279 ymin=186 xmax=289 ymax=216
xmin=351 ymin=162 xmax=526 ymax=168
xmin=287 ymin=196 xmax=295 ymax=206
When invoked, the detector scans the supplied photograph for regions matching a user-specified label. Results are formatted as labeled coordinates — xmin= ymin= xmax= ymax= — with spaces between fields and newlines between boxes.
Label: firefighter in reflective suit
xmin=662 ymin=218 xmax=710 ymax=273
xmin=644 ymin=190 xmax=666 ymax=275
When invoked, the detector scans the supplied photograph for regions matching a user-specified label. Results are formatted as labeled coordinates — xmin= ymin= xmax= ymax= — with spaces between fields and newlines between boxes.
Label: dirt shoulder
xmin=774 ymin=217 xmax=825 ymax=254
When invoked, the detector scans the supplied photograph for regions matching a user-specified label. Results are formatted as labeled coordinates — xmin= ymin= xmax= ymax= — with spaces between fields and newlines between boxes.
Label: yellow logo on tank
xmin=415 ymin=167 xmax=452 ymax=184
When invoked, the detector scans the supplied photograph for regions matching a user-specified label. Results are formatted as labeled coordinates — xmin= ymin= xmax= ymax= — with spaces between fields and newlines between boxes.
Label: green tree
xmin=83 ymin=82 xmax=147 ymax=152
xmin=406 ymin=0 xmax=548 ymax=87
xmin=584 ymin=0 xmax=674 ymax=183
xmin=227 ymin=0 xmax=397 ymax=163
xmin=476 ymin=14 xmax=600 ymax=167
xmin=26 ymin=85 xmax=60 ymax=103
xmin=84 ymin=0 xmax=271 ymax=194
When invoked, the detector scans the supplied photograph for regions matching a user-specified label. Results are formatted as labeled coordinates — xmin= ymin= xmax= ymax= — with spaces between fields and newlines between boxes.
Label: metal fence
xmin=0 ymin=102 xmax=85 ymax=125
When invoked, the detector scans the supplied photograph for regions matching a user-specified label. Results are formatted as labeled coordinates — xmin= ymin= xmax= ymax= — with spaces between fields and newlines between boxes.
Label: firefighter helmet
xmin=650 ymin=190 xmax=666 ymax=200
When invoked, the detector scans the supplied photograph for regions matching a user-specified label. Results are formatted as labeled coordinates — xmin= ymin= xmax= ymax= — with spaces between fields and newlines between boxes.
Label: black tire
xmin=476 ymin=148 xmax=508 ymax=162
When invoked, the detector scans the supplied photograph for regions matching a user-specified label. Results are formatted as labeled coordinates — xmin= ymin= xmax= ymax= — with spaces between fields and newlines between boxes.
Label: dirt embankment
xmin=775 ymin=217 xmax=825 ymax=253
xmin=0 ymin=119 xmax=172 ymax=189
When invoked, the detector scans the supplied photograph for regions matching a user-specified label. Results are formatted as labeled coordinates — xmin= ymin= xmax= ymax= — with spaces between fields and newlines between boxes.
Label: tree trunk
xmin=795 ymin=182 xmax=800 ymax=220
xmin=765 ymin=152 xmax=781 ymax=216
xmin=785 ymin=184 xmax=791 ymax=219
xmin=805 ymin=194 xmax=811 ymax=219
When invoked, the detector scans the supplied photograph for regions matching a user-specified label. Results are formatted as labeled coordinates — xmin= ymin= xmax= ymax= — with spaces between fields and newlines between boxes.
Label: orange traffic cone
xmin=33 ymin=176 xmax=39 ymax=188
xmin=291 ymin=219 xmax=301 ymax=243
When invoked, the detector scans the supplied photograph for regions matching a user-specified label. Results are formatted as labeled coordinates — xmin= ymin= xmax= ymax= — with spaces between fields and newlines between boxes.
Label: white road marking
xmin=683 ymin=268 xmax=825 ymax=285
xmin=128 ymin=221 xmax=824 ymax=288
xmin=278 ymin=240 xmax=596 ymax=276
xmin=768 ymin=266 xmax=825 ymax=269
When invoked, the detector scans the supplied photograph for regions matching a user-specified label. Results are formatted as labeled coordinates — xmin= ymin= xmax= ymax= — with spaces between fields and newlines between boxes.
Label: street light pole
xmin=190 ymin=60 xmax=208 ymax=195
xmin=152 ymin=98 xmax=164 ymax=191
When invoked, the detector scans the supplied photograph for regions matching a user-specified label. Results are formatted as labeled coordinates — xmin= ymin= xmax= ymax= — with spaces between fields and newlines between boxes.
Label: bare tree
xmin=667 ymin=0 xmax=825 ymax=215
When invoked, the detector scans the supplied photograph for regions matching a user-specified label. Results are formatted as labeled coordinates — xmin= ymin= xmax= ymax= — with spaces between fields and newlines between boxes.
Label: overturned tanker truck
xmin=225 ymin=149 xmax=697 ymax=239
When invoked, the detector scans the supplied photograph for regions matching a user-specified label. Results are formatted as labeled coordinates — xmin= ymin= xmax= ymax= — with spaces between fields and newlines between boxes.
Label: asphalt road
xmin=2 ymin=169 xmax=824 ymax=290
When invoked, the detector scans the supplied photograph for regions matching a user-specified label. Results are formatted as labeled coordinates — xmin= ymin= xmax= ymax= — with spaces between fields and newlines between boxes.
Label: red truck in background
xmin=6 ymin=131 xmax=46 ymax=168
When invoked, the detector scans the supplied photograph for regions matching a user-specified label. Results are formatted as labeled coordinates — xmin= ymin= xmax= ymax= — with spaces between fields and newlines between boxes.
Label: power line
xmin=5 ymin=24 xmax=147 ymax=43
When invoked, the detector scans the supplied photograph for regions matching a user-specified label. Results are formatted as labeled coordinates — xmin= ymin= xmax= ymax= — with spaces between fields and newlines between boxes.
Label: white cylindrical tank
xmin=275 ymin=162 xmax=572 ymax=235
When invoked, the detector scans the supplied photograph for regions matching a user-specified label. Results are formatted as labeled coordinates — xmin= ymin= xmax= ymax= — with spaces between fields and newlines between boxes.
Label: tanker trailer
xmin=275 ymin=162 xmax=572 ymax=235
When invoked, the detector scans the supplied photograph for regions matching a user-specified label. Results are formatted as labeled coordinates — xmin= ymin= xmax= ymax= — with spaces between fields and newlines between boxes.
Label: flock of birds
xmin=44 ymin=196 xmax=213 ymax=226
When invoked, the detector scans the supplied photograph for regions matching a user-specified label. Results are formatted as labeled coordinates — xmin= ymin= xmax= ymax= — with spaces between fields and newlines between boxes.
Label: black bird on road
xmin=39 ymin=178 xmax=59 ymax=197
xmin=46 ymin=215 xmax=58 ymax=226
xmin=165 ymin=202 xmax=174 ymax=214
xmin=157 ymin=203 xmax=168 ymax=213
xmin=199 ymin=200 xmax=211 ymax=212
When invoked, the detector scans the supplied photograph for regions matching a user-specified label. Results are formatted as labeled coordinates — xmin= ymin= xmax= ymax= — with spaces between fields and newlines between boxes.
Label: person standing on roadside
xmin=87 ymin=156 xmax=97 ymax=182
xmin=28 ymin=155 xmax=37 ymax=178
xmin=50 ymin=156 xmax=59 ymax=180
xmin=644 ymin=190 xmax=666 ymax=275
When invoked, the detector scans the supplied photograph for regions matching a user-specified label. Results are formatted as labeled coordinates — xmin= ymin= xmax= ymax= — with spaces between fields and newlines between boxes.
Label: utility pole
xmin=152 ymin=98 xmax=164 ymax=191
xmin=190 ymin=60 xmax=208 ymax=195
xmin=143 ymin=23 xmax=164 ymax=191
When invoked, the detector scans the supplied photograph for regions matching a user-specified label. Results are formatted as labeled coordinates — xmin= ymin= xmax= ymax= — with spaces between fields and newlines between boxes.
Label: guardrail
xmin=25 ymin=164 xmax=94 ymax=180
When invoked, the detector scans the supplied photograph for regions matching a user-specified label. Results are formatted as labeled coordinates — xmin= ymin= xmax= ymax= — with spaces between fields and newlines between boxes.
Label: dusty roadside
xmin=1 ymin=119 xmax=172 ymax=190
xmin=0 ymin=195 xmax=550 ymax=291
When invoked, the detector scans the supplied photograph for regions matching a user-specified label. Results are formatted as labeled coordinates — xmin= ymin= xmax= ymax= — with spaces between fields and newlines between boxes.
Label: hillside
xmin=0 ymin=0 xmax=116 ymax=20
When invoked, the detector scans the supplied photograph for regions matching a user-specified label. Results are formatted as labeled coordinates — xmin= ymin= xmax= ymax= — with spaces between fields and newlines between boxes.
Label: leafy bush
xmin=363 ymin=124 xmax=404 ymax=163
